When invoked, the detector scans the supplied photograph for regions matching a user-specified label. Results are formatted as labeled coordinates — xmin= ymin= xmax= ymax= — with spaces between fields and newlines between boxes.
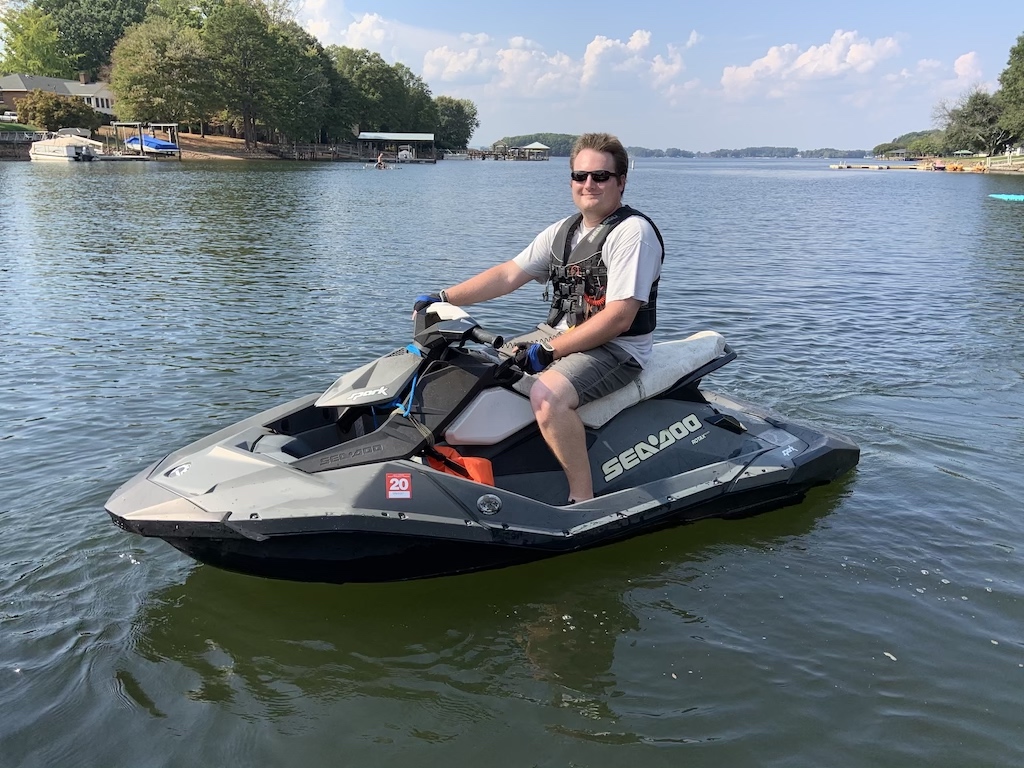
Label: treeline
xmin=703 ymin=146 xmax=798 ymax=158
xmin=498 ymin=133 xmax=578 ymax=155
xmin=875 ymin=31 xmax=1024 ymax=157
xmin=798 ymin=148 xmax=869 ymax=158
xmin=497 ymin=134 xmax=863 ymax=159
xmin=0 ymin=0 xmax=480 ymax=149
xmin=498 ymin=133 xmax=699 ymax=158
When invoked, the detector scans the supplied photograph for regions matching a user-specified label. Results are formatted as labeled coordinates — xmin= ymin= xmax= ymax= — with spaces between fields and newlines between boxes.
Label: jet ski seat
xmin=511 ymin=330 xmax=729 ymax=429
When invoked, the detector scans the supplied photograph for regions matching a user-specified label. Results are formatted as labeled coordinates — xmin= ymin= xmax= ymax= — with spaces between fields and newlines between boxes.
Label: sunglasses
xmin=570 ymin=170 xmax=620 ymax=183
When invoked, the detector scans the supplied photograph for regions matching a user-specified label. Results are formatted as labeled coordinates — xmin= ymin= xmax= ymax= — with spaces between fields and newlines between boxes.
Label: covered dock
xmin=356 ymin=132 xmax=436 ymax=164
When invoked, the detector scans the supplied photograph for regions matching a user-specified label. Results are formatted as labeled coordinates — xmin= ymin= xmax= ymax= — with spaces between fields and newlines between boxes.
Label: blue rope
xmin=398 ymin=344 xmax=425 ymax=417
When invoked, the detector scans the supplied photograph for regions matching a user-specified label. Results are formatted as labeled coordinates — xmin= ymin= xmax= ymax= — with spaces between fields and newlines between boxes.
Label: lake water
xmin=2 ymin=155 xmax=1023 ymax=767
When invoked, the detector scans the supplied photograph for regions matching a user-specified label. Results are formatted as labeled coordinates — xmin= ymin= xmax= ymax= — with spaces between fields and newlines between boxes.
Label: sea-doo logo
xmin=347 ymin=386 xmax=388 ymax=401
xmin=602 ymin=415 xmax=704 ymax=482
xmin=319 ymin=443 xmax=384 ymax=466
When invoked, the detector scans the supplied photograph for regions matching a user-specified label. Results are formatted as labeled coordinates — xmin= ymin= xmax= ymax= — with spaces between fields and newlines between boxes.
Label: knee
xmin=529 ymin=381 xmax=571 ymax=426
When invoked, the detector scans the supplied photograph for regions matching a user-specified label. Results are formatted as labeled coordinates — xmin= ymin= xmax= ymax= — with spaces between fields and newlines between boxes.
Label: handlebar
xmin=467 ymin=326 xmax=504 ymax=348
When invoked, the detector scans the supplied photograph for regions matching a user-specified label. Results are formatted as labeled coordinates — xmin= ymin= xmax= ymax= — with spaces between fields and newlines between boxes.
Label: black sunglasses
xmin=570 ymin=170 xmax=621 ymax=183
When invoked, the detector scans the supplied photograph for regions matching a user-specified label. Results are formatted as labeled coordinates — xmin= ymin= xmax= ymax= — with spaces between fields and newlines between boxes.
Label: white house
xmin=0 ymin=73 xmax=116 ymax=117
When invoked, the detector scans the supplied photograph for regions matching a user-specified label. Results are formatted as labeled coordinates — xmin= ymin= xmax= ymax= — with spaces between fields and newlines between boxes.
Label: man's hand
xmin=413 ymin=292 xmax=443 ymax=313
xmin=514 ymin=342 xmax=555 ymax=374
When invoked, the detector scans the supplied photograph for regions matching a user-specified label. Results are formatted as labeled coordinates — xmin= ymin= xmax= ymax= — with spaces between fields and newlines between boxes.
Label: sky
xmin=296 ymin=0 xmax=1023 ymax=151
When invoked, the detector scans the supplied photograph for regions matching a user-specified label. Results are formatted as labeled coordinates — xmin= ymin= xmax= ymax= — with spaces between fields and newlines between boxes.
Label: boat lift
xmin=110 ymin=122 xmax=181 ymax=159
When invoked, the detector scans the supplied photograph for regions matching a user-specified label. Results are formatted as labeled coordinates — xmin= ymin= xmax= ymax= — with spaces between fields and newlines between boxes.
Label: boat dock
xmin=830 ymin=163 xmax=915 ymax=171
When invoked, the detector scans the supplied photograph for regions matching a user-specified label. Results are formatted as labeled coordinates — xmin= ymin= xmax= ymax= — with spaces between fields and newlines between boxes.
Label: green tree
xmin=906 ymin=135 xmax=944 ymax=157
xmin=203 ymin=0 xmax=278 ymax=149
xmin=937 ymin=87 xmax=1013 ymax=156
xmin=110 ymin=17 xmax=214 ymax=128
xmin=499 ymin=133 xmax=577 ymax=155
xmin=16 ymin=88 xmax=102 ymax=130
xmin=997 ymin=32 xmax=1024 ymax=143
xmin=147 ymin=0 xmax=226 ymax=30
xmin=36 ymin=0 xmax=149 ymax=77
xmin=0 ymin=5 xmax=79 ymax=77
xmin=265 ymin=20 xmax=332 ymax=142
xmin=434 ymin=95 xmax=479 ymax=150
xmin=391 ymin=61 xmax=436 ymax=131
xmin=872 ymin=142 xmax=902 ymax=156
xmin=328 ymin=46 xmax=431 ymax=132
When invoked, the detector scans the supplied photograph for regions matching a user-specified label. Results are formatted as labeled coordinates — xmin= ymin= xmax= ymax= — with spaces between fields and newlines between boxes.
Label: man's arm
xmin=444 ymin=260 xmax=534 ymax=306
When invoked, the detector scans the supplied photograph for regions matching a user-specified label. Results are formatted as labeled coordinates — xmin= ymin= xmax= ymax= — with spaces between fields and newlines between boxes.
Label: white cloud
xmin=460 ymin=32 xmax=491 ymax=46
xmin=581 ymin=31 xmax=652 ymax=86
xmin=721 ymin=30 xmax=901 ymax=99
xmin=952 ymin=51 xmax=982 ymax=81
xmin=650 ymin=45 xmax=685 ymax=87
xmin=685 ymin=30 xmax=702 ymax=49
xmin=423 ymin=46 xmax=493 ymax=83
xmin=343 ymin=13 xmax=391 ymax=49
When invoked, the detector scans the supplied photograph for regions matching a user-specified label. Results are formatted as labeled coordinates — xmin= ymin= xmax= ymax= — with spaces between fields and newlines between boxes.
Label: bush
xmin=15 ymin=90 xmax=103 ymax=133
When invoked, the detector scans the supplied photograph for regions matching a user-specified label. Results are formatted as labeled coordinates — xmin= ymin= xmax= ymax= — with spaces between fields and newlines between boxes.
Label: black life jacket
xmin=544 ymin=205 xmax=664 ymax=335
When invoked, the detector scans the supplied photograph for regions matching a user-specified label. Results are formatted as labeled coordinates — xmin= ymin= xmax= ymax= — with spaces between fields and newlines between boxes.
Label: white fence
xmin=0 ymin=131 xmax=51 ymax=143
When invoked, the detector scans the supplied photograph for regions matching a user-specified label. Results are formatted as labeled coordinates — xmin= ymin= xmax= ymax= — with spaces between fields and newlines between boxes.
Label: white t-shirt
xmin=512 ymin=214 xmax=663 ymax=367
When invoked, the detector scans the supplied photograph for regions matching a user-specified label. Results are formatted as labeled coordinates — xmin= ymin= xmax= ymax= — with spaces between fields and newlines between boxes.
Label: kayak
xmin=988 ymin=194 xmax=1024 ymax=201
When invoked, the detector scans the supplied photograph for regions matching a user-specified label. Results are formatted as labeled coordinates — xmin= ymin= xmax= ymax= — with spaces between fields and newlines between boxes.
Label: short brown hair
xmin=570 ymin=133 xmax=628 ymax=177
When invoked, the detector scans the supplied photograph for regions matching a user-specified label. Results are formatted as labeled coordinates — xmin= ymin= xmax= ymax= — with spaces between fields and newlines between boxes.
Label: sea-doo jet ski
xmin=106 ymin=304 xmax=859 ymax=583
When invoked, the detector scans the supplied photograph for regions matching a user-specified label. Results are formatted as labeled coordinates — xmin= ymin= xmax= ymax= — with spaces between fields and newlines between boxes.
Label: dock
xmin=830 ymin=163 xmax=914 ymax=171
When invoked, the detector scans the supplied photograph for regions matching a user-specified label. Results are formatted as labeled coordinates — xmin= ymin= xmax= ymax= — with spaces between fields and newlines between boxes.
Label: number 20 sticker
xmin=386 ymin=473 xmax=412 ymax=499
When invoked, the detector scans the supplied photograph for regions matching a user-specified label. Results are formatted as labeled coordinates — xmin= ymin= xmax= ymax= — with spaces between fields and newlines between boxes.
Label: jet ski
xmin=106 ymin=303 xmax=859 ymax=583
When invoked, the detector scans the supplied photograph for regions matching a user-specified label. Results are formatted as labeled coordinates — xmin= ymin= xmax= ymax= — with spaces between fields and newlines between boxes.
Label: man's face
xmin=571 ymin=148 xmax=625 ymax=223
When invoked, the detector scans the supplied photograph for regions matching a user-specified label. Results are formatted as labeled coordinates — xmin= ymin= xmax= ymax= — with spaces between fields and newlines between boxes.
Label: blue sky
xmin=298 ymin=0 xmax=1022 ymax=151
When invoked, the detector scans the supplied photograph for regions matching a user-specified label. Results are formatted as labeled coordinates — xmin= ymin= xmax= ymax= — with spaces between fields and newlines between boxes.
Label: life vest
xmin=544 ymin=205 xmax=664 ymax=335
xmin=426 ymin=445 xmax=494 ymax=485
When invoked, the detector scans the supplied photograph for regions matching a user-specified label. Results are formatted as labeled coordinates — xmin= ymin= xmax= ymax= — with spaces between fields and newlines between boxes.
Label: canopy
xmin=125 ymin=135 xmax=179 ymax=152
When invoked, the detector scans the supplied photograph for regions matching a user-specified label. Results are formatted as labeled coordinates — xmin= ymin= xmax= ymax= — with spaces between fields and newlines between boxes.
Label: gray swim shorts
xmin=547 ymin=343 xmax=642 ymax=406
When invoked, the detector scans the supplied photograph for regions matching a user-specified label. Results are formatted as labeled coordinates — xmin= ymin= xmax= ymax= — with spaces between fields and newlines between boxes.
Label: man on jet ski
xmin=414 ymin=132 xmax=664 ymax=504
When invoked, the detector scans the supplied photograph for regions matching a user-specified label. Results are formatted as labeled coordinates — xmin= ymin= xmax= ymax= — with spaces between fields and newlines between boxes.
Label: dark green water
xmin=1 ymin=157 xmax=1023 ymax=767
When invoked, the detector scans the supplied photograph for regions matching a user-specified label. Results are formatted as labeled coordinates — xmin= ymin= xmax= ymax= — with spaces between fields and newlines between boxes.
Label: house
xmin=0 ymin=73 xmax=116 ymax=117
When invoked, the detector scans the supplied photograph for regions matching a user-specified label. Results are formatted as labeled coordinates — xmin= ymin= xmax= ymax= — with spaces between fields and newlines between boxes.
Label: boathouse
xmin=357 ymin=132 xmax=436 ymax=164
xmin=512 ymin=141 xmax=550 ymax=161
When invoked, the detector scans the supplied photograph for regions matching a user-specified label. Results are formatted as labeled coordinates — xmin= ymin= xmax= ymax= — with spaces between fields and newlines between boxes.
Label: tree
xmin=147 ymin=0 xmax=226 ymax=30
xmin=15 ymin=88 xmax=103 ymax=131
xmin=110 ymin=17 xmax=215 ymax=128
xmin=265 ymin=20 xmax=332 ymax=143
xmin=998 ymin=33 xmax=1024 ymax=143
xmin=328 ymin=46 xmax=422 ymax=131
xmin=872 ymin=142 xmax=902 ymax=156
xmin=391 ymin=61 xmax=436 ymax=132
xmin=36 ymin=0 xmax=149 ymax=78
xmin=203 ymin=0 xmax=278 ymax=149
xmin=906 ymin=135 xmax=945 ymax=157
xmin=937 ymin=86 xmax=1013 ymax=156
xmin=434 ymin=95 xmax=479 ymax=150
xmin=0 ymin=5 xmax=79 ymax=77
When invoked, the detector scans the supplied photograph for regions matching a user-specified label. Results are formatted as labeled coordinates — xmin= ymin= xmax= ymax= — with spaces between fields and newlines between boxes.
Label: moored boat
xmin=29 ymin=136 xmax=97 ymax=162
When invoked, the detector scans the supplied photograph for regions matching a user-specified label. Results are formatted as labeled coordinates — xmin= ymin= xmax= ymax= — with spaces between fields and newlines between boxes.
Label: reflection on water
xmin=123 ymin=495 xmax=833 ymax=748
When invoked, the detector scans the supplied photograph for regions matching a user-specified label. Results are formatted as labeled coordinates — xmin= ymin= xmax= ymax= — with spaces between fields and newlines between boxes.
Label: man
xmin=414 ymin=132 xmax=664 ymax=504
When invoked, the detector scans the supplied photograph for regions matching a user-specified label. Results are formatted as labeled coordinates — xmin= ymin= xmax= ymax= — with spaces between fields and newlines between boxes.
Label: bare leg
xmin=529 ymin=370 xmax=593 ymax=502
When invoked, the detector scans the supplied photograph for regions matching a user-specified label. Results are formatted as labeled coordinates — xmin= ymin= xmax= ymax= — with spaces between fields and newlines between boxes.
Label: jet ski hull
xmin=111 ymin=474 xmax=838 ymax=583
xmin=105 ymin=312 xmax=859 ymax=583
xmin=106 ymin=396 xmax=857 ymax=583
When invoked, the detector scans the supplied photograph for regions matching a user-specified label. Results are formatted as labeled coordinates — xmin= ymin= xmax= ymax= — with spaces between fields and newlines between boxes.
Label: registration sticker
xmin=386 ymin=472 xmax=412 ymax=499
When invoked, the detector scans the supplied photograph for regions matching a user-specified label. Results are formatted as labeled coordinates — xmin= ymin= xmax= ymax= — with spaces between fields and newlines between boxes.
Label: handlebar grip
xmin=468 ymin=327 xmax=504 ymax=348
